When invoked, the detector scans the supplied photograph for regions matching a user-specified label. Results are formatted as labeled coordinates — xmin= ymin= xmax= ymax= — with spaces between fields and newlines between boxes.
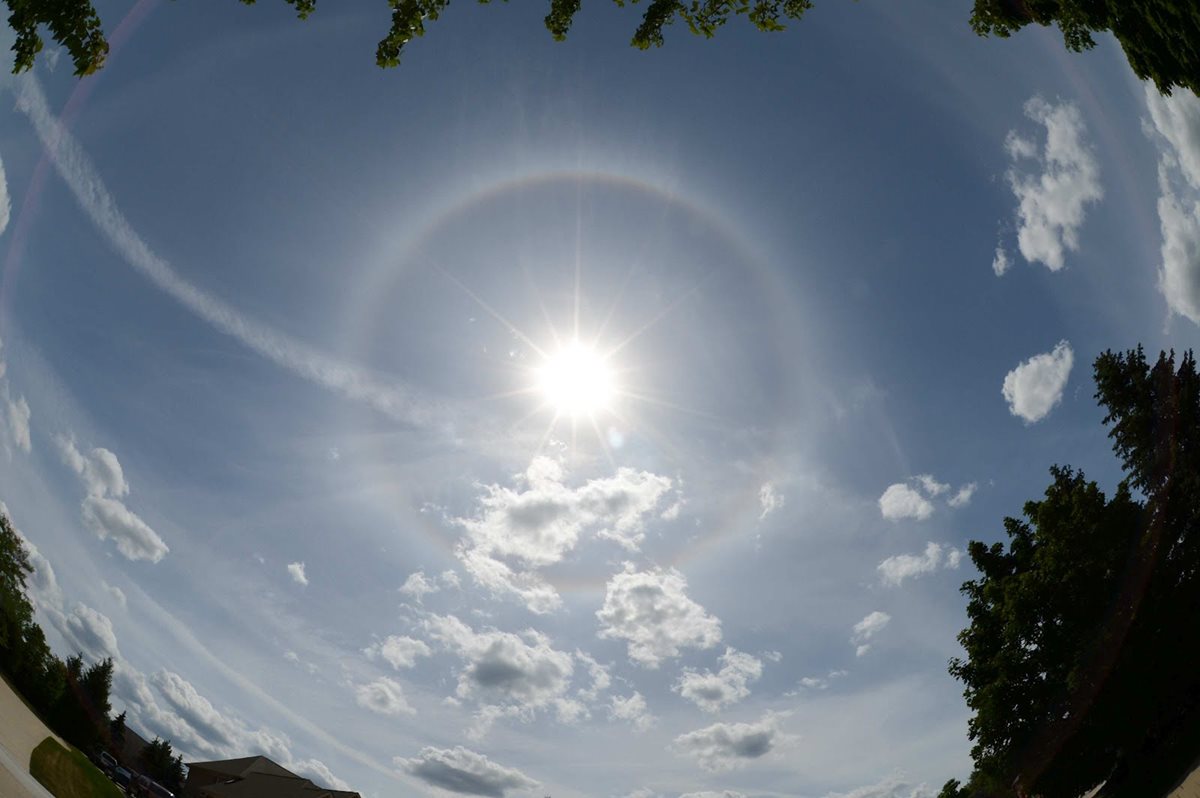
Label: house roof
xmin=184 ymin=756 xmax=358 ymax=798
xmin=197 ymin=772 xmax=333 ymax=798
xmin=186 ymin=756 xmax=297 ymax=780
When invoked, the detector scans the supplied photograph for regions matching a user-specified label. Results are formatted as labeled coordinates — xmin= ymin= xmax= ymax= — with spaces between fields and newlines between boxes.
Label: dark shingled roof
xmin=184 ymin=756 xmax=359 ymax=798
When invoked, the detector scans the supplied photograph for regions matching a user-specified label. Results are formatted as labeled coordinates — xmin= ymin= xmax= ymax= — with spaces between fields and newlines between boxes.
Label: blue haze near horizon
xmin=0 ymin=2 xmax=1196 ymax=798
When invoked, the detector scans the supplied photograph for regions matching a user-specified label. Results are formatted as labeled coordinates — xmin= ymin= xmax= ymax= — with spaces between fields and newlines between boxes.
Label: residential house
xmin=182 ymin=755 xmax=359 ymax=798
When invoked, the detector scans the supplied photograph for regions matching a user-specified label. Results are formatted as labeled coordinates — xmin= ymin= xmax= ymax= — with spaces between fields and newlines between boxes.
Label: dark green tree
xmin=948 ymin=349 xmax=1200 ymax=798
xmin=6 ymin=0 xmax=1200 ymax=94
xmin=140 ymin=738 xmax=187 ymax=792
xmin=970 ymin=0 xmax=1200 ymax=96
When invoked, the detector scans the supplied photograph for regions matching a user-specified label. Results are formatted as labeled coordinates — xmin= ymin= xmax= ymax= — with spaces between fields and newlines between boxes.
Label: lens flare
xmin=536 ymin=340 xmax=616 ymax=417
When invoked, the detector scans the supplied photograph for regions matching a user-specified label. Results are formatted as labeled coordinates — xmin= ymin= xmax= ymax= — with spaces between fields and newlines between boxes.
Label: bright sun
xmin=536 ymin=340 xmax=616 ymax=417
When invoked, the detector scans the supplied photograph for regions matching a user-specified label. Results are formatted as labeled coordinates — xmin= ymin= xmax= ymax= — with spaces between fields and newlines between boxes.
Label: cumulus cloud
xmin=822 ymin=773 xmax=935 ymax=798
xmin=6 ymin=395 xmax=30 ymax=452
xmin=673 ymin=648 xmax=763 ymax=713
xmin=851 ymin=611 xmax=890 ymax=657
xmin=0 ymin=154 xmax=9 ymax=236
xmin=81 ymin=496 xmax=170 ymax=563
xmin=574 ymin=650 xmax=611 ymax=702
xmin=397 ymin=746 xmax=538 ymax=798
xmin=287 ymin=562 xmax=308 ymax=586
xmin=1002 ymin=341 xmax=1074 ymax=423
xmin=992 ymin=244 xmax=1011 ymax=276
xmin=55 ymin=435 xmax=168 ymax=562
xmin=102 ymin=581 xmax=127 ymax=609
xmin=785 ymin=669 xmax=848 ymax=695
xmin=758 ymin=482 xmax=784 ymax=520
xmin=672 ymin=712 xmax=786 ymax=772
xmin=61 ymin=602 xmax=121 ymax=660
xmin=596 ymin=563 xmax=722 ymax=668
xmin=1005 ymin=97 xmax=1103 ymax=271
xmin=454 ymin=457 xmax=674 ymax=613
xmin=947 ymin=482 xmax=977 ymax=508
xmin=877 ymin=542 xmax=963 ymax=587
xmin=365 ymin=635 xmax=432 ymax=670
xmin=421 ymin=613 xmax=576 ymax=736
xmin=400 ymin=571 xmax=440 ymax=602
xmin=1144 ymin=85 xmax=1200 ymax=324
xmin=113 ymin=663 xmax=346 ymax=788
xmin=609 ymin=691 xmax=656 ymax=732
xmin=914 ymin=475 xmax=948 ymax=497
xmin=878 ymin=484 xmax=933 ymax=522
xmin=355 ymin=676 xmax=416 ymax=716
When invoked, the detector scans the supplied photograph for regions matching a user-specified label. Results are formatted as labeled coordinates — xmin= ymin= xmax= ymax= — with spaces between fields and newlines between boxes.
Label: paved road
xmin=0 ymin=676 xmax=61 ymax=798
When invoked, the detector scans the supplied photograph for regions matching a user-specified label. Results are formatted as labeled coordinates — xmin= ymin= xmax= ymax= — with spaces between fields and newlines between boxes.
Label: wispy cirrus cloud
xmin=11 ymin=74 xmax=432 ymax=426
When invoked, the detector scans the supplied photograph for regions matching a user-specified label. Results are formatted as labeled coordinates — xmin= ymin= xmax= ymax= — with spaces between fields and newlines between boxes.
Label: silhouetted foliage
xmin=948 ymin=349 xmax=1200 ymax=797
xmin=140 ymin=737 xmax=186 ymax=793
xmin=970 ymin=0 xmax=1200 ymax=96
xmin=52 ymin=654 xmax=114 ymax=752
xmin=0 ymin=509 xmax=117 ymax=756
xmin=5 ymin=0 xmax=1199 ymax=92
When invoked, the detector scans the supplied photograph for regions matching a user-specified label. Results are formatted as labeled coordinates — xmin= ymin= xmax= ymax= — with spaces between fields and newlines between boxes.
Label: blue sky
xmin=2 ymin=2 xmax=1200 ymax=797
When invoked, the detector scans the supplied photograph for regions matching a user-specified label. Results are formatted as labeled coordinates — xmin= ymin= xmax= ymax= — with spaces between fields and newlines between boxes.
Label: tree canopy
xmin=4 ymin=0 xmax=1198 ymax=95
xmin=945 ymin=349 xmax=1200 ymax=798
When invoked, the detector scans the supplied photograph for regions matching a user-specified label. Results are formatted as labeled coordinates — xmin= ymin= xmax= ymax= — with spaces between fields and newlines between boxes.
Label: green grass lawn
xmin=29 ymin=737 xmax=125 ymax=798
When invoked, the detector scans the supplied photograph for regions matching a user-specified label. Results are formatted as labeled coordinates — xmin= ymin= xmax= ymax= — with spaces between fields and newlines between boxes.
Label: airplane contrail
xmin=11 ymin=73 xmax=434 ymax=427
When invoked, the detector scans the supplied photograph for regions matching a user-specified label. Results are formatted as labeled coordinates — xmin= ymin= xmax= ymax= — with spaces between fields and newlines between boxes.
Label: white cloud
xmin=113 ymin=663 xmax=346 ymax=787
xmin=758 ymin=482 xmax=784 ymax=520
xmin=55 ymin=435 xmax=168 ymax=562
xmin=0 ymin=153 xmax=9 ymax=236
xmin=876 ymin=542 xmax=962 ymax=587
xmin=365 ymin=635 xmax=432 ymax=670
xmin=102 ymin=581 xmax=127 ymax=609
xmin=400 ymin=570 xmax=440 ymax=602
xmin=786 ymin=669 xmax=848 ymax=695
xmin=397 ymin=746 xmax=538 ymax=798
xmin=454 ymin=457 xmax=674 ymax=613
xmin=609 ymin=691 xmax=656 ymax=732
xmin=61 ymin=602 xmax=121 ymax=660
xmin=6 ymin=395 xmax=30 ymax=452
xmin=822 ymin=773 xmax=935 ymax=798
xmin=913 ymin=475 xmax=948 ymax=497
xmin=421 ymin=613 xmax=575 ymax=735
xmin=355 ymin=676 xmax=416 ymax=716
xmin=947 ymin=482 xmax=977 ymax=508
xmin=287 ymin=562 xmax=308 ymax=586
xmin=1002 ymin=340 xmax=1074 ymax=423
xmin=596 ymin=563 xmax=722 ymax=668
xmin=851 ymin=611 xmax=890 ymax=657
xmin=81 ymin=496 xmax=169 ymax=563
xmin=12 ymin=73 xmax=438 ymax=426
xmin=878 ymin=484 xmax=933 ymax=522
xmin=11 ymin=525 xmax=63 ymax=613
xmin=673 ymin=648 xmax=763 ymax=713
xmin=574 ymin=650 xmax=611 ymax=702
xmin=672 ymin=712 xmax=786 ymax=772
xmin=680 ymin=792 xmax=747 ymax=798
xmin=1005 ymin=97 xmax=1103 ymax=271
xmin=291 ymin=760 xmax=352 ymax=792
xmin=1144 ymin=85 xmax=1200 ymax=324
xmin=992 ymin=244 xmax=1011 ymax=276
